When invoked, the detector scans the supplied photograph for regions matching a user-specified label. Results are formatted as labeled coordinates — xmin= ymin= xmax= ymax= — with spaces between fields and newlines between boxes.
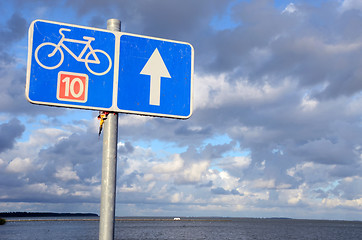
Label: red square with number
xmin=57 ymin=71 xmax=88 ymax=103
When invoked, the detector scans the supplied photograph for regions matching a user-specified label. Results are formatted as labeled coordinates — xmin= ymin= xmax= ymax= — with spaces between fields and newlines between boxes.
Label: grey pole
xmin=99 ymin=19 xmax=121 ymax=240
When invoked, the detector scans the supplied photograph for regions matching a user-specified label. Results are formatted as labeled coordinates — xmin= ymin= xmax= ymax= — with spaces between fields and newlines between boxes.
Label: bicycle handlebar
xmin=59 ymin=28 xmax=71 ymax=37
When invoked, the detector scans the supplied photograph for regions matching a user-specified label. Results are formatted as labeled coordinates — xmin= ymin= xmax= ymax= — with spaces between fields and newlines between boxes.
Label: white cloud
xmin=282 ymin=3 xmax=297 ymax=14
xmin=122 ymin=146 xmax=154 ymax=176
xmin=207 ymin=169 xmax=241 ymax=191
xmin=220 ymin=156 xmax=251 ymax=169
xmin=341 ymin=0 xmax=362 ymax=11
xmin=53 ymin=186 xmax=69 ymax=196
xmin=194 ymin=73 xmax=293 ymax=110
xmin=85 ymin=176 xmax=100 ymax=184
xmin=54 ymin=166 xmax=80 ymax=182
xmin=118 ymin=184 xmax=142 ymax=193
xmin=346 ymin=94 xmax=362 ymax=116
xmin=176 ymin=161 xmax=210 ymax=184
xmin=251 ymin=178 xmax=276 ymax=189
xmin=27 ymin=183 xmax=48 ymax=193
xmin=72 ymin=191 xmax=91 ymax=197
xmin=150 ymin=154 xmax=210 ymax=184
xmin=6 ymin=157 xmax=36 ymax=173
xmin=152 ymin=154 xmax=184 ymax=173
xmin=322 ymin=197 xmax=362 ymax=210
xmin=118 ymin=114 xmax=150 ymax=127
xmin=300 ymin=94 xmax=318 ymax=112
xmin=170 ymin=192 xmax=182 ymax=203
xmin=13 ymin=127 xmax=71 ymax=160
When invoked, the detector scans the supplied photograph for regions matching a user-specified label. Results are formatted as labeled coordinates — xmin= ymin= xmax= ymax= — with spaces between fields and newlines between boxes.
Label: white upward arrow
xmin=140 ymin=48 xmax=171 ymax=106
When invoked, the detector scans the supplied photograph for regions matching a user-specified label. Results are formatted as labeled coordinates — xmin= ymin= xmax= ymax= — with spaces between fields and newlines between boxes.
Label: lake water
xmin=1 ymin=217 xmax=362 ymax=240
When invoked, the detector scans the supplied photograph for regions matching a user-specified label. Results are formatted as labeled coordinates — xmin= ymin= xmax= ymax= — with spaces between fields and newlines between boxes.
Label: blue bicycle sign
xmin=35 ymin=28 xmax=112 ymax=76
xmin=27 ymin=20 xmax=116 ymax=111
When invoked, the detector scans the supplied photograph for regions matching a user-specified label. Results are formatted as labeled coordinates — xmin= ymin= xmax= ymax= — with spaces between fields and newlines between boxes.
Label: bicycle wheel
xmin=85 ymin=49 xmax=112 ymax=76
xmin=35 ymin=42 xmax=64 ymax=70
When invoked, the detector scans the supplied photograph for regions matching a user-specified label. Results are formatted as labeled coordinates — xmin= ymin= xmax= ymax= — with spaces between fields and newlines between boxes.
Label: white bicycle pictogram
xmin=35 ymin=28 xmax=112 ymax=76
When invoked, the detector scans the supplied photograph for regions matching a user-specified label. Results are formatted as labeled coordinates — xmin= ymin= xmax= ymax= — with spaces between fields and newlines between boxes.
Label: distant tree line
xmin=0 ymin=212 xmax=98 ymax=218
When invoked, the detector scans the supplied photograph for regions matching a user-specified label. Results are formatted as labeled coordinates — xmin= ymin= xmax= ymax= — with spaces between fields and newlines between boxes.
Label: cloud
xmin=293 ymin=138 xmax=357 ymax=165
xmin=218 ymin=156 xmax=251 ymax=177
xmin=0 ymin=12 xmax=66 ymax=116
xmin=152 ymin=154 xmax=184 ymax=173
xmin=6 ymin=157 xmax=36 ymax=173
xmin=1 ymin=0 xmax=362 ymax=220
xmin=0 ymin=13 xmax=27 ymax=50
xmin=175 ymin=160 xmax=209 ymax=184
xmin=211 ymin=187 xmax=244 ymax=196
xmin=341 ymin=0 xmax=362 ymax=11
xmin=54 ymin=165 xmax=80 ymax=182
xmin=282 ymin=3 xmax=297 ymax=14
xmin=194 ymin=0 xmax=362 ymax=101
xmin=0 ymin=118 xmax=25 ymax=153
xmin=0 ymin=13 xmax=26 ymax=68
xmin=68 ymin=0 xmax=231 ymax=37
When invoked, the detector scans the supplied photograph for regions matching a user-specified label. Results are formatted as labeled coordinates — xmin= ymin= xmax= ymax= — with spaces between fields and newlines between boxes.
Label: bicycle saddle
xmin=83 ymin=36 xmax=95 ymax=41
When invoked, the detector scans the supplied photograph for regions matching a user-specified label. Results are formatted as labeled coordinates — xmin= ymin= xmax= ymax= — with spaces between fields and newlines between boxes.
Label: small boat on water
xmin=173 ymin=217 xmax=181 ymax=221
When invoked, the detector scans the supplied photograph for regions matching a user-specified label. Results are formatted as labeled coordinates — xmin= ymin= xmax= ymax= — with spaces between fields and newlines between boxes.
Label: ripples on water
xmin=1 ymin=217 xmax=362 ymax=240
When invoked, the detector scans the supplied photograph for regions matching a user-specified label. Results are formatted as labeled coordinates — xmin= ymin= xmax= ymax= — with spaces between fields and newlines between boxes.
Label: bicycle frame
xmin=49 ymin=28 xmax=99 ymax=64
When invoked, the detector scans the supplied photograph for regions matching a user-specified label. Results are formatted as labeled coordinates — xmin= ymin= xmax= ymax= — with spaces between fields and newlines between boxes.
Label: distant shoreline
xmin=5 ymin=218 xmax=232 ymax=222
xmin=2 ymin=213 xmax=360 ymax=223
xmin=0 ymin=212 xmax=98 ymax=218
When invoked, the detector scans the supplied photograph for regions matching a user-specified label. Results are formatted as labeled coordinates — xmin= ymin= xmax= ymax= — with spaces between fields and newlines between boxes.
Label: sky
xmin=1 ymin=0 xmax=362 ymax=221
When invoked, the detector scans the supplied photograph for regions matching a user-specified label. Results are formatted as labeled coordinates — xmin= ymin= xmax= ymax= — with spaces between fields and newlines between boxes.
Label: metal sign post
xmin=98 ymin=19 xmax=120 ymax=240
xmin=26 ymin=18 xmax=194 ymax=240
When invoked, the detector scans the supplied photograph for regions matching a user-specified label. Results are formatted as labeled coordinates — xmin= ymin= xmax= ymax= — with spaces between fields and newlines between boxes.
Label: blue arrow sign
xmin=117 ymin=34 xmax=193 ymax=118
xmin=26 ymin=20 xmax=194 ymax=119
